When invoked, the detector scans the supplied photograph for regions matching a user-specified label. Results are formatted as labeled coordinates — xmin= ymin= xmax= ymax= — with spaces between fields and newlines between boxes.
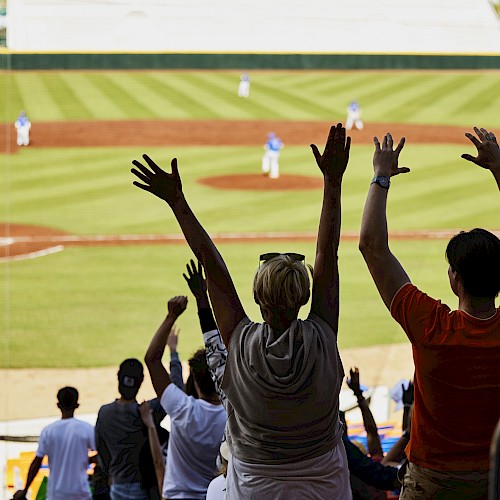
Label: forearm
xmin=402 ymin=404 xmax=413 ymax=431
xmin=145 ymin=313 xmax=176 ymax=368
xmin=23 ymin=457 xmax=42 ymax=492
xmin=170 ymin=196 xmax=225 ymax=274
xmin=169 ymin=351 xmax=183 ymax=390
xmin=358 ymin=398 xmax=383 ymax=457
xmin=146 ymin=425 xmax=165 ymax=492
xmin=359 ymin=184 xmax=389 ymax=253
xmin=311 ymin=179 xmax=342 ymax=321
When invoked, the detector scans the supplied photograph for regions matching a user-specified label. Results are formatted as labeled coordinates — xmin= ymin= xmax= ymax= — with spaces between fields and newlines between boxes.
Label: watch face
xmin=378 ymin=177 xmax=390 ymax=188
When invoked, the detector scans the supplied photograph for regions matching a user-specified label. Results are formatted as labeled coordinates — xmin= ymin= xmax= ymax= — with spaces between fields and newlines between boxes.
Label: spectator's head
xmin=118 ymin=358 xmax=144 ymax=400
xmin=446 ymin=228 xmax=500 ymax=298
xmin=57 ymin=386 xmax=79 ymax=411
xmin=253 ymin=253 xmax=312 ymax=323
xmin=188 ymin=348 xmax=216 ymax=398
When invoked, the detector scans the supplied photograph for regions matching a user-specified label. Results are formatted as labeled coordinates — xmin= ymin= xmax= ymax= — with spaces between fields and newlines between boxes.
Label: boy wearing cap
xmin=95 ymin=359 xmax=165 ymax=500
xmin=13 ymin=387 xmax=95 ymax=500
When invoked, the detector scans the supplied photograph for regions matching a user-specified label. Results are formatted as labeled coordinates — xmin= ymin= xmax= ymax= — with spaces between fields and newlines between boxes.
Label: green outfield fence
xmin=1 ymin=52 xmax=500 ymax=70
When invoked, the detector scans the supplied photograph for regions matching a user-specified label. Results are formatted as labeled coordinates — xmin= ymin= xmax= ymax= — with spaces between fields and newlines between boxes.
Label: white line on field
xmin=0 ymin=245 xmax=65 ymax=262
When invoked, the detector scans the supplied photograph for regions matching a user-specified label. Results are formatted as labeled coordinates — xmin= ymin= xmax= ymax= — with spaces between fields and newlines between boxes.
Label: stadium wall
xmin=2 ymin=52 xmax=500 ymax=70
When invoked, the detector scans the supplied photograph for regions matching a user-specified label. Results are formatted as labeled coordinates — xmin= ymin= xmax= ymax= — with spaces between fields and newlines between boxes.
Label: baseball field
xmin=1 ymin=69 xmax=499 ymax=417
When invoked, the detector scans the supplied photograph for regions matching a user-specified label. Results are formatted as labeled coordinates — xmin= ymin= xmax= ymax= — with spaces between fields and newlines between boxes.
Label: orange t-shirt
xmin=391 ymin=283 xmax=500 ymax=471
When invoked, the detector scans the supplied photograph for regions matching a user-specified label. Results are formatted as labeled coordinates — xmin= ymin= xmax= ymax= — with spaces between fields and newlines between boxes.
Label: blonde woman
xmin=131 ymin=123 xmax=352 ymax=499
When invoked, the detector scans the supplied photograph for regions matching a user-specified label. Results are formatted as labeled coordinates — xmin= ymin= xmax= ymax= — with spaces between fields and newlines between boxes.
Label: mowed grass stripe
xmin=128 ymin=73 xmax=192 ymax=119
xmin=96 ymin=73 xmax=154 ymax=118
xmin=178 ymin=73 xmax=254 ymax=118
xmin=185 ymin=72 xmax=266 ymax=119
xmin=386 ymin=75 xmax=475 ymax=122
xmin=65 ymin=73 xmax=128 ymax=120
xmin=14 ymin=73 xmax=65 ymax=121
xmin=453 ymin=76 xmax=500 ymax=122
xmin=39 ymin=73 xmax=94 ymax=120
xmin=148 ymin=73 xmax=218 ymax=118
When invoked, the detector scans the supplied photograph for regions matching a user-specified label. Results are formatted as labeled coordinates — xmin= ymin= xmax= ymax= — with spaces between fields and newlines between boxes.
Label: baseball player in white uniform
xmin=238 ymin=73 xmax=251 ymax=98
xmin=345 ymin=100 xmax=364 ymax=131
xmin=15 ymin=111 xmax=32 ymax=146
xmin=262 ymin=132 xmax=284 ymax=179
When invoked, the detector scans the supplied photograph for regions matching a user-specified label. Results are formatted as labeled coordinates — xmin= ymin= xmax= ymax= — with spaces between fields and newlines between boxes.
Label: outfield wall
xmin=6 ymin=0 xmax=500 ymax=54
xmin=2 ymin=52 xmax=500 ymax=70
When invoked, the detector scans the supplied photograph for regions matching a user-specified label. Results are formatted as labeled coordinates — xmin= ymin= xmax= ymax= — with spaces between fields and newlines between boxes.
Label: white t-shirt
xmin=160 ymin=383 xmax=226 ymax=499
xmin=206 ymin=473 xmax=226 ymax=500
xmin=36 ymin=418 xmax=95 ymax=500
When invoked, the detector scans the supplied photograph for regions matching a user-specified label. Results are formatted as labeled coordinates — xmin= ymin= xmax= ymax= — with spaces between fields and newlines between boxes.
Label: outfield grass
xmin=2 ymin=69 xmax=499 ymax=369
xmin=4 ymin=144 xmax=498 ymax=234
xmin=4 ymin=239 xmax=457 ymax=369
xmin=2 ymin=70 xmax=500 ymax=127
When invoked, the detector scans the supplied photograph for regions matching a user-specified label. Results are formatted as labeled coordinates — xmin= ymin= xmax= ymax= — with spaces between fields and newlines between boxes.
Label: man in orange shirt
xmin=359 ymin=127 xmax=500 ymax=499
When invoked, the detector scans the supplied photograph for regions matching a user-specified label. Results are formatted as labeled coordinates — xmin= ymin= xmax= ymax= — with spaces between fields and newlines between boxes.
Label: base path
xmin=1 ymin=119 xmax=470 ymax=151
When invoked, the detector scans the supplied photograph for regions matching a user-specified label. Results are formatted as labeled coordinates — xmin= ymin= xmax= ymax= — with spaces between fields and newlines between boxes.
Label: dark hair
xmin=446 ymin=228 xmax=500 ymax=298
xmin=57 ymin=386 xmax=79 ymax=410
xmin=188 ymin=349 xmax=216 ymax=397
xmin=118 ymin=358 xmax=144 ymax=400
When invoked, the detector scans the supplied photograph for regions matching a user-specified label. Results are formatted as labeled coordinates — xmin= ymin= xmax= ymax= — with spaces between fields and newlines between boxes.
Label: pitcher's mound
xmin=198 ymin=174 xmax=323 ymax=191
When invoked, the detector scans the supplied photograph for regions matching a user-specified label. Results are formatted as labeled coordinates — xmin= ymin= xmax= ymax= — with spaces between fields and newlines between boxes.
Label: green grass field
xmin=1 ymin=69 xmax=499 ymax=369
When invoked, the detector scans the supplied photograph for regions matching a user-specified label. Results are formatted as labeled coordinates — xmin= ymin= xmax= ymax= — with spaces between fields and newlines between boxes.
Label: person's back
xmin=41 ymin=417 xmax=95 ymax=499
xmin=161 ymin=382 xmax=226 ymax=498
xmin=95 ymin=359 xmax=163 ymax=500
xmin=13 ymin=387 xmax=95 ymax=500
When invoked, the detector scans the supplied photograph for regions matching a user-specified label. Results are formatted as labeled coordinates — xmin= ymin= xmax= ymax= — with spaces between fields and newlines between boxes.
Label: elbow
xmin=359 ymin=233 xmax=386 ymax=260
xmin=144 ymin=352 xmax=159 ymax=367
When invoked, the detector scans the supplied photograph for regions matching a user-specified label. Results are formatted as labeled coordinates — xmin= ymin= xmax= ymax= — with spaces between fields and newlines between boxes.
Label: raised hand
xmin=373 ymin=133 xmax=410 ymax=178
xmin=183 ymin=259 xmax=207 ymax=300
xmin=310 ymin=123 xmax=351 ymax=181
xmin=347 ymin=367 xmax=362 ymax=397
xmin=462 ymin=127 xmax=500 ymax=172
xmin=131 ymin=155 xmax=183 ymax=206
xmin=167 ymin=296 xmax=188 ymax=318
xmin=167 ymin=326 xmax=180 ymax=352
xmin=139 ymin=400 xmax=155 ymax=429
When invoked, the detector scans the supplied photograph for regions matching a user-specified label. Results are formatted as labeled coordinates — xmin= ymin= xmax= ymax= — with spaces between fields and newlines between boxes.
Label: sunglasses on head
xmin=259 ymin=252 xmax=305 ymax=263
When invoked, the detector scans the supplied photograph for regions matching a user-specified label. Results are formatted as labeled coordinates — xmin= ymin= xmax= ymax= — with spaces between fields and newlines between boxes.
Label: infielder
xmin=238 ymin=73 xmax=250 ymax=98
xmin=15 ymin=111 xmax=32 ymax=146
xmin=345 ymin=100 xmax=364 ymax=131
xmin=262 ymin=132 xmax=284 ymax=179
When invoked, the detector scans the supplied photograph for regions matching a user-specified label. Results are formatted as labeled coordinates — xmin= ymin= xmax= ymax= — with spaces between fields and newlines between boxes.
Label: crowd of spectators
xmin=12 ymin=124 xmax=500 ymax=499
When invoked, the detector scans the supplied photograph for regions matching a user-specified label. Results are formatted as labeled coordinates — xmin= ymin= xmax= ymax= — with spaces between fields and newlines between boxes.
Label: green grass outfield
xmin=2 ymin=69 xmax=500 ymax=369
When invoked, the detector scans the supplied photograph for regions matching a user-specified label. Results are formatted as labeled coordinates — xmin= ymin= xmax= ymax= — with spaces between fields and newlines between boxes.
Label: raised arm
xmin=167 ymin=326 xmax=184 ymax=390
xmin=139 ymin=400 xmax=165 ymax=493
xmin=183 ymin=260 xmax=227 ymax=406
xmin=347 ymin=367 xmax=383 ymax=460
xmin=144 ymin=295 xmax=187 ymax=398
xmin=309 ymin=123 xmax=351 ymax=331
xmin=359 ymin=133 xmax=411 ymax=310
xmin=131 ymin=156 xmax=245 ymax=346
xmin=461 ymin=127 xmax=500 ymax=190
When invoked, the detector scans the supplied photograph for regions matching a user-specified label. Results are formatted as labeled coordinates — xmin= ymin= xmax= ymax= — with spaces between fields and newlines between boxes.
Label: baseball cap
xmin=118 ymin=358 xmax=144 ymax=400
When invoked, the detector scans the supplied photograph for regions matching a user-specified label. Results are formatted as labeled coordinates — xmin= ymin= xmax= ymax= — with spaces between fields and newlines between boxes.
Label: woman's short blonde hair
xmin=253 ymin=254 xmax=312 ymax=311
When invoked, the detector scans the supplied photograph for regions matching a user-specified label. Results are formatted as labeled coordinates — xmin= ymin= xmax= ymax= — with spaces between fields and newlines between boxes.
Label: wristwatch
xmin=371 ymin=175 xmax=390 ymax=189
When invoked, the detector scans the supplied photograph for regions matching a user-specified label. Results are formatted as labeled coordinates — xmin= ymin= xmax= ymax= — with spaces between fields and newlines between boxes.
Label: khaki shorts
xmin=399 ymin=461 xmax=488 ymax=500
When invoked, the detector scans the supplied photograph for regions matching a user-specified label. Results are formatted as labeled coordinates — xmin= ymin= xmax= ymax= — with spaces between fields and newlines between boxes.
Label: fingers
xmin=131 ymin=167 xmax=151 ymax=184
xmin=474 ymin=127 xmax=486 ymax=142
xmin=373 ymin=136 xmax=381 ymax=151
xmin=171 ymin=158 xmax=179 ymax=178
xmin=461 ymin=153 xmax=480 ymax=166
xmin=395 ymin=137 xmax=406 ymax=154
xmin=480 ymin=127 xmax=498 ymax=145
xmin=386 ymin=133 xmax=393 ymax=149
xmin=142 ymin=154 xmax=163 ymax=174
xmin=310 ymin=144 xmax=321 ymax=165
xmin=465 ymin=132 xmax=481 ymax=148
xmin=397 ymin=166 xmax=411 ymax=174
xmin=132 ymin=181 xmax=152 ymax=192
